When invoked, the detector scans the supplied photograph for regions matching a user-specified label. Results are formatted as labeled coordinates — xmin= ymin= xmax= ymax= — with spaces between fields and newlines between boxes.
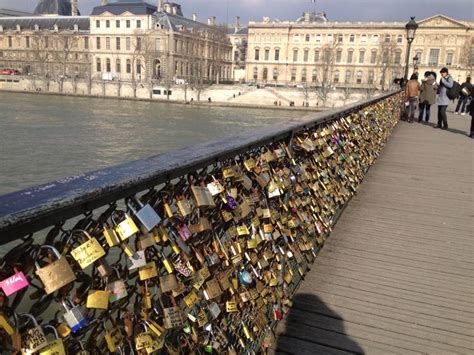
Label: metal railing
xmin=0 ymin=91 xmax=401 ymax=354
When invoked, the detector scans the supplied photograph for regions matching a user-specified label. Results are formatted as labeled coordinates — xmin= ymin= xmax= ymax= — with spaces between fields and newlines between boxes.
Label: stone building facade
xmin=246 ymin=13 xmax=473 ymax=88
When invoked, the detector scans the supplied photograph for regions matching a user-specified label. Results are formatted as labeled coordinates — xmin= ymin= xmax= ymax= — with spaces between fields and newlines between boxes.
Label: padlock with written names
xmin=38 ymin=325 xmax=66 ymax=355
xmin=0 ymin=270 xmax=29 ymax=297
xmin=103 ymin=318 xmax=124 ymax=353
xmin=18 ymin=313 xmax=48 ymax=354
xmin=69 ymin=230 xmax=106 ymax=270
xmin=34 ymin=245 xmax=76 ymax=295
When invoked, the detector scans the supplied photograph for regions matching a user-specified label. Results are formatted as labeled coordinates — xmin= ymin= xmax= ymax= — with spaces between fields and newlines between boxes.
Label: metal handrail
xmin=0 ymin=91 xmax=400 ymax=242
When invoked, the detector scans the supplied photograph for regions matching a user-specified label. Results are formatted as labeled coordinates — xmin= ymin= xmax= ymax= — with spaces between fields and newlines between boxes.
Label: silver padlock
xmin=127 ymin=197 xmax=162 ymax=232
xmin=18 ymin=312 xmax=48 ymax=353
xmin=61 ymin=299 xmax=90 ymax=333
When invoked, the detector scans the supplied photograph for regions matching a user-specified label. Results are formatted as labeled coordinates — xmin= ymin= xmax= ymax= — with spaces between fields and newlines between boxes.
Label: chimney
xmin=172 ymin=6 xmax=177 ymax=15
xmin=192 ymin=13 xmax=197 ymax=21
xmin=304 ymin=12 xmax=311 ymax=22
xmin=158 ymin=0 xmax=164 ymax=12
xmin=212 ymin=16 xmax=216 ymax=26
xmin=101 ymin=0 xmax=107 ymax=5
xmin=235 ymin=16 xmax=240 ymax=32
xmin=208 ymin=17 xmax=212 ymax=26
xmin=71 ymin=0 xmax=78 ymax=16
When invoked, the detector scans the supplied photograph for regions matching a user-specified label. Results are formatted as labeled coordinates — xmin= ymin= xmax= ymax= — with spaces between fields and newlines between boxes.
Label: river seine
xmin=0 ymin=92 xmax=305 ymax=195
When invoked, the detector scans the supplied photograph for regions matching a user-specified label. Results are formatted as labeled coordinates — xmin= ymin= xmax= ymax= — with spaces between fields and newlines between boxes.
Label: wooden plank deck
xmin=270 ymin=106 xmax=474 ymax=354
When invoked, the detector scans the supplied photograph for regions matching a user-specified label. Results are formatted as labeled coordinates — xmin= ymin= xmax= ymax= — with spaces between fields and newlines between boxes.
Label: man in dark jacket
xmin=434 ymin=67 xmax=454 ymax=129
xmin=454 ymin=76 xmax=472 ymax=115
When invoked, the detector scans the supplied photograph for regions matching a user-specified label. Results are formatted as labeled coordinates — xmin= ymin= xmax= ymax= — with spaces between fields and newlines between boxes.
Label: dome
xmin=33 ymin=0 xmax=79 ymax=16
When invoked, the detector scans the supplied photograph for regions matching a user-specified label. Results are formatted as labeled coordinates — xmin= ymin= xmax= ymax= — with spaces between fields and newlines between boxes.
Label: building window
xmin=293 ymin=49 xmax=298 ymax=62
xmin=263 ymin=67 xmax=268 ymax=80
xmin=84 ymin=37 xmax=89 ymax=49
xmin=293 ymin=35 xmax=300 ymax=43
xmin=136 ymin=37 xmax=142 ymax=51
xmin=305 ymin=34 xmax=310 ymax=42
xmin=155 ymin=39 xmax=161 ymax=51
xmin=336 ymin=49 xmax=342 ymax=63
xmin=126 ymin=20 xmax=131 ymax=28
xmin=327 ymin=34 xmax=333 ymax=43
xmin=359 ymin=50 xmax=365 ymax=64
xmin=137 ymin=20 xmax=142 ymax=29
xmin=338 ymin=34 xmax=343 ymax=43
xmin=273 ymin=68 xmax=278 ymax=80
xmin=356 ymin=71 xmax=363 ymax=84
xmin=106 ymin=20 xmax=110 ymax=28
xmin=345 ymin=70 xmax=351 ymax=83
xmin=96 ymin=37 xmax=101 ymax=50
xmin=397 ymin=35 xmax=403 ymax=43
xmin=301 ymin=68 xmax=307 ymax=82
xmin=349 ymin=34 xmax=355 ymax=43
xmin=126 ymin=37 xmax=131 ymax=51
xmin=116 ymin=37 xmax=120 ymax=50
xmin=347 ymin=50 xmax=353 ymax=63
xmin=361 ymin=35 xmax=367 ymax=43
xmin=116 ymin=59 xmax=121 ymax=73
xmin=314 ymin=50 xmax=320 ymax=62
xmin=394 ymin=50 xmax=402 ymax=64
xmin=415 ymin=51 xmax=422 ymax=64
xmin=116 ymin=20 xmax=120 ymax=28
xmin=106 ymin=58 xmax=111 ymax=72
xmin=8 ymin=36 xmax=12 ymax=48
xmin=446 ymin=52 xmax=454 ymax=66
xmin=136 ymin=59 xmax=141 ymax=74
xmin=45 ymin=37 xmax=48 ymax=48
xmin=312 ymin=69 xmax=317 ymax=82
xmin=275 ymin=48 xmax=280 ymax=61
xmin=428 ymin=49 xmax=440 ymax=65
xmin=96 ymin=58 xmax=101 ymax=72
xmin=126 ymin=59 xmax=131 ymax=73
xmin=372 ymin=35 xmax=379 ymax=43
xmin=253 ymin=67 xmax=258 ymax=80
xmin=291 ymin=68 xmax=296 ymax=82
xmin=333 ymin=70 xmax=340 ymax=83
xmin=385 ymin=34 xmax=391 ymax=43
xmin=25 ymin=36 xmax=30 ymax=48
xmin=368 ymin=70 xmax=374 ymax=84
xmin=370 ymin=50 xmax=377 ymax=64
xmin=254 ymin=48 xmax=260 ymax=61
xmin=264 ymin=48 xmax=269 ymax=61
xmin=382 ymin=50 xmax=389 ymax=64
xmin=304 ymin=49 xmax=309 ymax=62
xmin=315 ymin=34 xmax=321 ymax=43
xmin=96 ymin=20 xmax=100 ymax=28
xmin=106 ymin=37 xmax=110 ymax=50
xmin=234 ymin=50 xmax=239 ymax=61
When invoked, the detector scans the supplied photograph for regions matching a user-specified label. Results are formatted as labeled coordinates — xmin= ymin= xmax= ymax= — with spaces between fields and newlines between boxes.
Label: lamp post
xmin=404 ymin=17 xmax=418 ymax=80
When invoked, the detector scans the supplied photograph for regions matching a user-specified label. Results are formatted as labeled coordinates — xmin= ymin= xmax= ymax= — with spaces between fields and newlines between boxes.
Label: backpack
xmin=447 ymin=80 xmax=462 ymax=100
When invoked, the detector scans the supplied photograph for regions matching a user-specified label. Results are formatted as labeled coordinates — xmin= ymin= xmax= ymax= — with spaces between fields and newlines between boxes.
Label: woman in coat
xmin=418 ymin=71 xmax=437 ymax=123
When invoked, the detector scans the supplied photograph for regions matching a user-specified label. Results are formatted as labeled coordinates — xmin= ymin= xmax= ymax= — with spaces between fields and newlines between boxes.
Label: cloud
xmin=0 ymin=0 xmax=471 ymax=24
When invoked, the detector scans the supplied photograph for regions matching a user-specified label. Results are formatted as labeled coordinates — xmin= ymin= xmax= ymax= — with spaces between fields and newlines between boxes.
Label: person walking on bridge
xmin=434 ymin=67 xmax=454 ymax=129
xmin=454 ymin=76 xmax=472 ymax=115
xmin=405 ymin=73 xmax=420 ymax=123
xmin=418 ymin=71 xmax=437 ymax=123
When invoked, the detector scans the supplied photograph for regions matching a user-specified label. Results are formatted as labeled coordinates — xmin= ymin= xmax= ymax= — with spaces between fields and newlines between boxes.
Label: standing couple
xmin=405 ymin=67 xmax=453 ymax=129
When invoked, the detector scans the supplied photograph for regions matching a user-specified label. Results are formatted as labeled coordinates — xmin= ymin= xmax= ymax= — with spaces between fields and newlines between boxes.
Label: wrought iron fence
xmin=0 ymin=91 xmax=401 ymax=354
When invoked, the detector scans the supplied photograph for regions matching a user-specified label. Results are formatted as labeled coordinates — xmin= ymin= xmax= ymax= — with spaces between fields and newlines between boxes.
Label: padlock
xmin=103 ymin=224 xmax=121 ymax=247
xmin=0 ymin=312 xmax=15 ymax=336
xmin=70 ymin=230 xmax=106 ymax=269
xmin=18 ymin=313 xmax=48 ymax=353
xmin=206 ymin=176 xmax=225 ymax=196
xmin=191 ymin=186 xmax=216 ymax=208
xmin=134 ymin=322 xmax=161 ymax=353
xmin=61 ymin=298 xmax=90 ymax=333
xmin=176 ymin=196 xmax=193 ymax=217
xmin=34 ymin=245 xmax=76 ymax=295
xmin=39 ymin=325 xmax=66 ymax=355
xmin=114 ymin=212 xmax=139 ymax=241
xmin=86 ymin=288 xmax=110 ymax=310
xmin=127 ymin=197 xmax=162 ymax=232
xmin=204 ymin=246 xmax=220 ymax=266
xmin=103 ymin=318 xmax=124 ymax=353
xmin=106 ymin=268 xmax=128 ymax=303
xmin=0 ymin=270 xmax=29 ymax=296
xmin=96 ymin=257 xmax=113 ymax=277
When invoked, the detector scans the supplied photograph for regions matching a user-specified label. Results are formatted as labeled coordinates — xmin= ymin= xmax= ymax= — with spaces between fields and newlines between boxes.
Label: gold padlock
xmin=86 ymin=289 xmax=110 ymax=309
xmin=70 ymin=230 xmax=106 ymax=269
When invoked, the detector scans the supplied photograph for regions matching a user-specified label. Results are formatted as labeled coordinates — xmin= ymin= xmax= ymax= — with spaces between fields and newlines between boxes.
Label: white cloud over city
xmin=0 ymin=0 xmax=472 ymax=23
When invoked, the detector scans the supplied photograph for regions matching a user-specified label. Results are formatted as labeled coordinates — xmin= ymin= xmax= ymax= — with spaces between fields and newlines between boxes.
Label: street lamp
xmin=404 ymin=17 xmax=418 ymax=80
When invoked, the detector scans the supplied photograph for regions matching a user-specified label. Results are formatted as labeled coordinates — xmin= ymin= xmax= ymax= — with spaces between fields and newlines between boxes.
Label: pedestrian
xmin=434 ymin=67 xmax=454 ymax=129
xmin=278 ymin=100 xmax=281 ymax=106
xmin=404 ymin=73 xmax=420 ymax=123
xmin=454 ymin=76 xmax=472 ymax=115
xmin=418 ymin=71 xmax=437 ymax=123
xmin=233 ymin=94 xmax=236 ymax=99
xmin=208 ymin=97 xmax=212 ymax=103
xmin=468 ymin=96 xmax=474 ymax=138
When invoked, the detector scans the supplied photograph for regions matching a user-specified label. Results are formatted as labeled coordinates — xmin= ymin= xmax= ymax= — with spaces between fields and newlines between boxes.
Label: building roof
xmin=91 ymin=0 xmax=157 ymax=16
xmin=34 ymin=0 xmax=77 ymax=16
xmin=0 ymin=8 xmax=32 ymax=17
xmin=226 ymin=27 xmax=248 ymax=36
xmin=0 ymin=16 xmax=90 ymax=31
xmin=156 ymin=11 xmax=216 ymax=32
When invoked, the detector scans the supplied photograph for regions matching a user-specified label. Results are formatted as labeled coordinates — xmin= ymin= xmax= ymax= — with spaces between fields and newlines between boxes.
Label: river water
xmin=0 ymin=92 xmax=305 ymax=195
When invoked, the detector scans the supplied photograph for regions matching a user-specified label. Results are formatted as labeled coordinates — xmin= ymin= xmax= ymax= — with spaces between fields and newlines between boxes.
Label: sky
xmin=1 ymin=0 xmax=472 ymax=24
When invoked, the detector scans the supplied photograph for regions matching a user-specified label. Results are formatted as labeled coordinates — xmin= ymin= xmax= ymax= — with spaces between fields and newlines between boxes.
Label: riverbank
xmin=0 ymin=76 xmax=382 ymax=110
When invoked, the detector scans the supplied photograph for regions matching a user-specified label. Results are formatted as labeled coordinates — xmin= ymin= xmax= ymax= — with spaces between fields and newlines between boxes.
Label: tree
xmin=30 ymin=32 xmax=51 ymax=91
xmin=314 ymin=38 xmax=341 ymax=105
xmin=460 ymin=38 xmax=474 ymax=75
xmin=51 ymin=33 xmax=80 ymax=93
xmin=377 ymin=38 xmax=400 ymax=91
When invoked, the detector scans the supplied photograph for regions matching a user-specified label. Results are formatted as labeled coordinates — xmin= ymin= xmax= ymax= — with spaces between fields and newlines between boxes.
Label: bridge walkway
xmin=270 ymin=107 xmax=474 ymax=354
